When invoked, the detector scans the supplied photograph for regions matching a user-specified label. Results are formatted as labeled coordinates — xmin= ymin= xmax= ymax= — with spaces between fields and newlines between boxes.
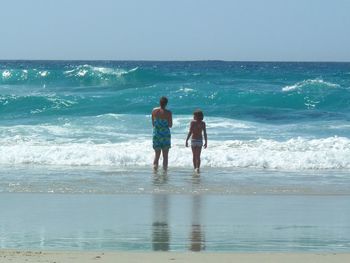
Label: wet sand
xmin=1 ymin=193 xmax=350 ymax=251
xmin=0 ymin=250 xmax=349 ymax=263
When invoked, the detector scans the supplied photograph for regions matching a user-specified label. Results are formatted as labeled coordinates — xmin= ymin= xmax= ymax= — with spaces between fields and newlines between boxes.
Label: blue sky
xmin=0 ymin=0 xmax=349 ymax=61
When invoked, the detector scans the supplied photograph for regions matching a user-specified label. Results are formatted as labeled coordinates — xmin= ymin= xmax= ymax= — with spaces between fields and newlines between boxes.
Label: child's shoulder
xmin=191 ymin=120 xmax=205 ymax=126
xmin=189 ymin=120 xmax=196 ymax=127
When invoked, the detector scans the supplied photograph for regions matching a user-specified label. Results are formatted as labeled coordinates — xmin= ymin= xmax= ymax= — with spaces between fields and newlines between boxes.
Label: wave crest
xmin=0 ymin=65 xmax=139 ymax=86
xmin=63 ymin=65 xmax=138 ymax=78
xmin=1 ymin=137 xmax=350 ymax=170
xmin=282 ymin=79 xmax=340 ymax=92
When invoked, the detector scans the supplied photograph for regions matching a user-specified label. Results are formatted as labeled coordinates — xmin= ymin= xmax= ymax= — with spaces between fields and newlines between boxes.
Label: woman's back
xmin=152 ymin=107 xmax=172 ymax=128
xmin=152 ymin=107 xmax=172 ymax=151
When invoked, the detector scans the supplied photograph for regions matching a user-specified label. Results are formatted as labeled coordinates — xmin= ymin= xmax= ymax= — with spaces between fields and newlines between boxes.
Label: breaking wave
xmin=1 ymin=137 xmax=350 ymax=170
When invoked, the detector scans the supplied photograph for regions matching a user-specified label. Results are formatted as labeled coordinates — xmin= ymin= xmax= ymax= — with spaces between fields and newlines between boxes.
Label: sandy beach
xmin=0 ymin=251 xmax=349 ymax=263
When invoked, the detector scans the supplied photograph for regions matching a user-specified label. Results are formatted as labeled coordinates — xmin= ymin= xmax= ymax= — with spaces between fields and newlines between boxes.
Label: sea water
xmin=1 ymin=61 xmax=350 ymax=251
xmin=1 ymin=61 xmax=350 ymax=171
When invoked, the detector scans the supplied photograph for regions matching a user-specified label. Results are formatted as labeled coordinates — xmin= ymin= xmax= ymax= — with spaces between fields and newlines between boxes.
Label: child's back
xmin=185 ymin=110 xmax=207 ymax=172
xmin=190 ymin=120 xmax=205 ymax=140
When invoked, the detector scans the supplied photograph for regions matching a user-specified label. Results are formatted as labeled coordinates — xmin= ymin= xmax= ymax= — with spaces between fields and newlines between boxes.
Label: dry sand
xmin=0 ymin=250 xmax=349 ymax=263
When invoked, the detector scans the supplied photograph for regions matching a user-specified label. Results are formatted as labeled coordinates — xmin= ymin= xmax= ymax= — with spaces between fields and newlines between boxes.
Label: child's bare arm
xmin=185 ymin=122 xmax=193 ymax=147
xmin=203 ymin=122 xmax=207 ymax=148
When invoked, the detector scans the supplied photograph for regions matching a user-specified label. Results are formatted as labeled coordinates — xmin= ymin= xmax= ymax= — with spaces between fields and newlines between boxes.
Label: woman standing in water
xmin=152 ymin=96 xmax=172 ymax=170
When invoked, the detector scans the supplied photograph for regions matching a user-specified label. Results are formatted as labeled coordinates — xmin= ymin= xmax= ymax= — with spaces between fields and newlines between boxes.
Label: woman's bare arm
xmin=203 ymin=122 xmax=207 ymax=148
xmin=168 ymin=111 xmax=173 ymax=128
xmin=151 ymin=109 xmax=156 ymax=127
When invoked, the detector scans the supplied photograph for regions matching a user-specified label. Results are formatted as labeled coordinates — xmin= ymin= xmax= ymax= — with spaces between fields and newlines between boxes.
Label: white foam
xmin=39 ymin=71 xmax=49 ymax=77
xmin=1 ymin=137 xmax=350 ymax=170
xmin=282 ymin=79 xmax=340 ymax=92
xmin=21 ymin=70 xmax=28 ymax=80
xmin=282 ymin=84 xmax=298 ymax=92
xmin=63 ymin=65 xmax=138 ymax=78
xmin=77 ymin=69 xmax=88 ymax=77
xmin=207 ymin=121 xmax=252 ymax=129
xmin=177 ymin=87 xmax=195 ymax=93
xmin=2 ymin=70 xmax=11 ymax=79
xmin=46 ymin=97 xmax=76 ymax=108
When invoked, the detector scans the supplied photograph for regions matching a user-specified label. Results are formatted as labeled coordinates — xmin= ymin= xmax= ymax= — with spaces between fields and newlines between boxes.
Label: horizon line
xmin=0 ymin=59 xmax=350 ymax=63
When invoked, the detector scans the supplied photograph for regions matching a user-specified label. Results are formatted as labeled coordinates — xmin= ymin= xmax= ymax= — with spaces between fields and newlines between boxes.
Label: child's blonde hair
xmin=193 ymin=109 xmax=204 ymax=121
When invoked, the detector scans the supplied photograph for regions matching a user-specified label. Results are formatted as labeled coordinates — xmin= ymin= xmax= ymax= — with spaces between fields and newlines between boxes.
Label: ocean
xmin=1 ymin=61 xmax=350 ymax=169
xmin=1 ymin=61 xmax=350 ymax=251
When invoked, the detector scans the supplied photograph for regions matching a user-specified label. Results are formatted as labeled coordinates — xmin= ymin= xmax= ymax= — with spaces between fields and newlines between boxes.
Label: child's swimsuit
xmin=191 ymin=139 xmax=203 ymax=147
xmin=153 ymin=118 xmax=171 ymax=150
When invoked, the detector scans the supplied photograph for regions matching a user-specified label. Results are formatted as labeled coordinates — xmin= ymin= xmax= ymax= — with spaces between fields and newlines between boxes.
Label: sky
xmin=0 ymin=0 xmax=349 ymax=61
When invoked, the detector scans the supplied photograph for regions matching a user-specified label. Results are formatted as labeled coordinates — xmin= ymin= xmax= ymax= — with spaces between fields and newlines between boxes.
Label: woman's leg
xmin=153 ymin=149 xmax=161 ymax=169
xmin=162 ymin=148 xmax=169 ymax=170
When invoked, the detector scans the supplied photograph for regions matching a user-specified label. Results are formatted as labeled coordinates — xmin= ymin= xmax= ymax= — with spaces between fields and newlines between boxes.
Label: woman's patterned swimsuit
xmin=153 ymin=118 xmax=171 ymax=150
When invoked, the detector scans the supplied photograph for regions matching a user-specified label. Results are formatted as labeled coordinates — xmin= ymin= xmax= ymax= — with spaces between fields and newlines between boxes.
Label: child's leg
xmin=193 ymin=147 xmax=201 ymax=169
xmin=191 ymin=147 xmax=196 ymax=168
xmin=197 ymin=147 xmax=202 ymax=169
xmin=192 ymin=147 xmax=202 ymax=169
xmin=153 ymin=149 xmax=161 ymax=169
xmin=162 ymin=148 xmax=169 ymax=170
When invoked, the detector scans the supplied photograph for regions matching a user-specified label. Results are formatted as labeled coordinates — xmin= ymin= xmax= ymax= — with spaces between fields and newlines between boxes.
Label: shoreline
xmin=1 ymin=250 xmax=349 ymax=263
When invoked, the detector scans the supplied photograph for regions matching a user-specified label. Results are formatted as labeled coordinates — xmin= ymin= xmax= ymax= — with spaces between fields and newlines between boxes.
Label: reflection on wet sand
xmin=152 ymin=172 xmax=170 ymax=251
xmin=190 ymin=194 xmax=205 ymax=251
xmin=151 ymin=171 xmax=205 ymax=251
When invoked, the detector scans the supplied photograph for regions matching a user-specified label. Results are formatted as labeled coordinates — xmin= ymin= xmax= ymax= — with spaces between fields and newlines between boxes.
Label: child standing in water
xmin=185 ymin=109 xmax=207 ymax=172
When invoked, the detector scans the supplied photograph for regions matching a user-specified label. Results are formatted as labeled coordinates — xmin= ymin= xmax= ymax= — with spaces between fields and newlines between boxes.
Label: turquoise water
xmin=1 ymin=61 xmax=350 ymax=170
xmin=1 ymin=61 xmax=350 ymax=121
xmin=1 ymin=61 xmax=350 ymax=251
